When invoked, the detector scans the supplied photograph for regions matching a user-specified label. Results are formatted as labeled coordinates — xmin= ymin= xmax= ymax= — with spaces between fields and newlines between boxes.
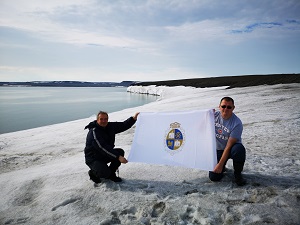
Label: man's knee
xmin=231 ymin=143 xmax=246 ymax=162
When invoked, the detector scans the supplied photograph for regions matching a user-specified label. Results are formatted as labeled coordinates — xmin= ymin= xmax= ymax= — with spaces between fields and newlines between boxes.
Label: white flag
xmin=128 ymin=109 xmax=217 ymax=171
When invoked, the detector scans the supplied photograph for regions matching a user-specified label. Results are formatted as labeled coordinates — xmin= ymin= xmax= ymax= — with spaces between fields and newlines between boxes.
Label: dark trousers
xmin=87 ymin=148 xmax=124 ymax=179
xmin=209 ymin=143 xmax=246 ymax=181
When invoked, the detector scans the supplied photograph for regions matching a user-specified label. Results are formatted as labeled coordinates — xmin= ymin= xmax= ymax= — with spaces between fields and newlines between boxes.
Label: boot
xmin=88 ymin=170 xmax=101 ymax=184
xmin=233 ymin=161 xmax=246 ymax=186
xmin=108 ymin=168 xmax=122 ymax=182
xmin=108 ymin=173 xmax=122 ymax=182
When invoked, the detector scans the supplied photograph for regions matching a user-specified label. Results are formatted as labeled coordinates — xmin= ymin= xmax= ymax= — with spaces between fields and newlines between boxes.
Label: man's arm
xmin=114 ymin=112 xmax=140 ymax=134
xmin=213 ymin=137 xmax=237 ymax=173
xmin=118 ymin=113 xmax=139 ymax=164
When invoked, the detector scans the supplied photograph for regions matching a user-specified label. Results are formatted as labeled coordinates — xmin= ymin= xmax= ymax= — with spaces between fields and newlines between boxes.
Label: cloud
xmin=165 ymin=19 xmax=228 ymax=42
xmin=0 ymin=0 xmax=300 ymax=82
xmin=1 ymin=0 xmax=299 ymax=47
xmin=287 ymin=19 xmax=300 ymax=24
xmin=231 ymin=22 xmax=283 ymax=34
xmin=0 ymin=0 xmax=150 ymax=49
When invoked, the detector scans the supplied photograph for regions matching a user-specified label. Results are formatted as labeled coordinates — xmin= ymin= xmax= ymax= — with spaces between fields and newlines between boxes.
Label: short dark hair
xmin=220 ymin=97 xmax=234 ymax=105
xmin=97 ymin=111 xmax=108 ymax=119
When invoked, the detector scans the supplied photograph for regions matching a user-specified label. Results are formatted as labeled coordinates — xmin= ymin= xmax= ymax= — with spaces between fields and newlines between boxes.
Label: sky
xmin=0 ymin=0 xmax=299 ymax=82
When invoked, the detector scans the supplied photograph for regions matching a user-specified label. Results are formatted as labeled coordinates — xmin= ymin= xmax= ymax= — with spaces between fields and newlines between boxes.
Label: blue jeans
xmin=209 ymin=143 xmax=246 ymax=181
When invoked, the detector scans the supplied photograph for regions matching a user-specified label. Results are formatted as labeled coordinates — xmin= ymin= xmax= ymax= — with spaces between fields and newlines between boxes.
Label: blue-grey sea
xmin=0 ymin=86 xmax=157 ymax=134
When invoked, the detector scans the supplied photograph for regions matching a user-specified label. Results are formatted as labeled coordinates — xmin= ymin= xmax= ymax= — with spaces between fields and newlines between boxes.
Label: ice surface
xmin=0 ymin=83 xmax=299 ymax=224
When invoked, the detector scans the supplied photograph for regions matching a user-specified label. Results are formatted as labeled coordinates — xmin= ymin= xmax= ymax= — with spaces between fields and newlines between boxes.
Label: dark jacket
xmin=84 ymin=117 xmax=136 ymax=164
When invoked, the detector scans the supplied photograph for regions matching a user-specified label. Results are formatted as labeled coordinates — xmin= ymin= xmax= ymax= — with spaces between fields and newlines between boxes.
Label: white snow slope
xmin=0 ymin=83 xmax=299 ymax=225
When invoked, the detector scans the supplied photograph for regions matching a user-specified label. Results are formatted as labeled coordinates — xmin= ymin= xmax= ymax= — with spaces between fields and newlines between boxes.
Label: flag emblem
xmin=164 ymin=122 xmax=185 ymax=154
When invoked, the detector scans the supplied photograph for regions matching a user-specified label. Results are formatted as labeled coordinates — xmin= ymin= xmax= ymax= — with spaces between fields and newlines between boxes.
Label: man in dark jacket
xmin=84 ymin=111 xmax=139 ymax=183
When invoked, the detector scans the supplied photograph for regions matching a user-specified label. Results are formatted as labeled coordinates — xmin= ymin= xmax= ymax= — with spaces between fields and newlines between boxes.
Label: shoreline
xmin=132 ymin=74 xmax=300 ymax=89
xmin=1 ymin=75 xmax=298 ymax=134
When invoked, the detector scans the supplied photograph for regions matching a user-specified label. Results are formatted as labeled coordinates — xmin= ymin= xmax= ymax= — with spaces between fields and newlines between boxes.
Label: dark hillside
xmin=132 ymin=74 xmax=300 ymax=89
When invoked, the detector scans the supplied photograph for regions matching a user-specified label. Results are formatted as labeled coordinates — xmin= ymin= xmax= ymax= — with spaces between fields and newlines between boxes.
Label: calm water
xmin=0 ymin=86 xmax=157 ymax=134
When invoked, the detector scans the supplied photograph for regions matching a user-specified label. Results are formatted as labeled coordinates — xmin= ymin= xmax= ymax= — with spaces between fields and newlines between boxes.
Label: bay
xmin=0 ymin=86 xmax=157 ymax=134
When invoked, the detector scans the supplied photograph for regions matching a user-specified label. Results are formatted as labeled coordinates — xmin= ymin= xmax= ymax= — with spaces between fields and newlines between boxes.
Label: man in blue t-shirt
xmin=209 ymin=97 xmax=246 ymax=186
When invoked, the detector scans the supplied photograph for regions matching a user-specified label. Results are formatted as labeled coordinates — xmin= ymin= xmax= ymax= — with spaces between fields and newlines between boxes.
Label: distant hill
xmin=2 ymin=74 xmax=299 ymax=88
xmin=0 ymin=80 xmax=136 ymax=87
xmin=131 ymin=74 xmax=300 ymax=89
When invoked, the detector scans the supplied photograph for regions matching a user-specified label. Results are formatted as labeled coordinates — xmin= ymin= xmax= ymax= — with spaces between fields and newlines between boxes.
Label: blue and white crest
xmin=164 ymin=122 xmax=185 ymax=155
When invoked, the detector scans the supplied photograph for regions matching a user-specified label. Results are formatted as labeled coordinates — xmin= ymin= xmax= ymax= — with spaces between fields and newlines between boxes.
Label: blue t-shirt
xmin=214 ymin=111 xmax=243 ymax=150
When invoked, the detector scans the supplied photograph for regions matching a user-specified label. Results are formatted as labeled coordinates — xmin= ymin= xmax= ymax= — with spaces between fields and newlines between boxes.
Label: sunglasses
xmin=221 ymin=105 xmax=233 ymax=109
